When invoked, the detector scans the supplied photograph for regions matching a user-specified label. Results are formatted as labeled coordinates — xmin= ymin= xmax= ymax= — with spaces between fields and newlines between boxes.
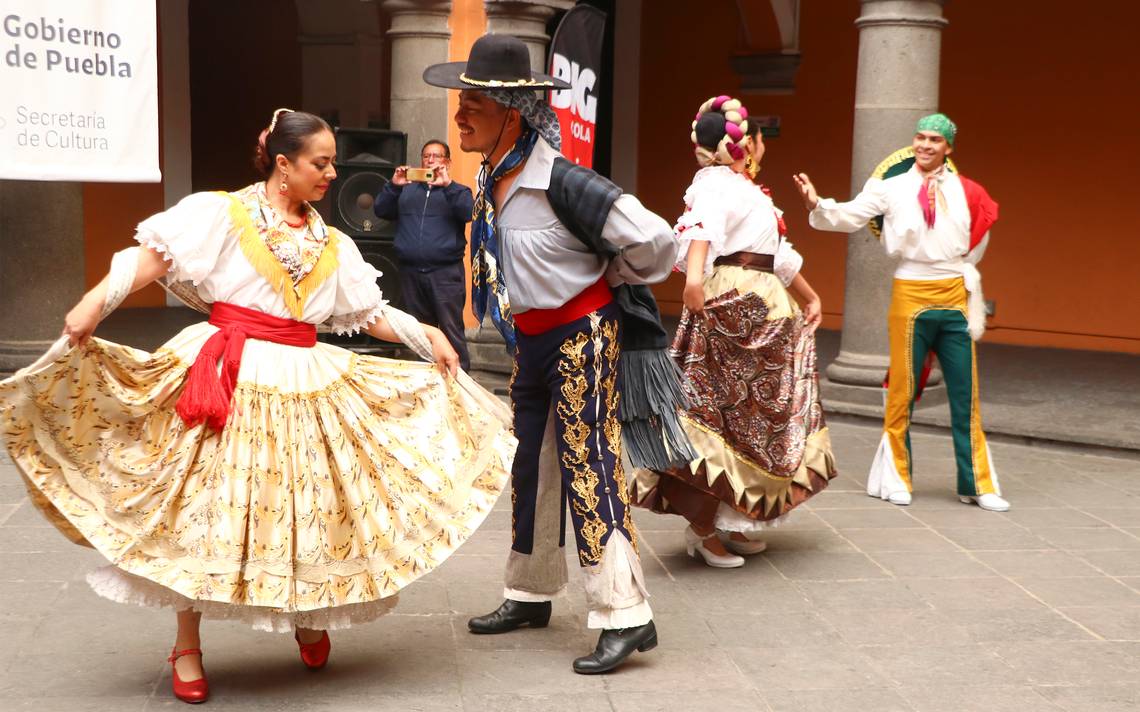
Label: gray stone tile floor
xmin=2 ymin=418 xmax=1139 ymax=711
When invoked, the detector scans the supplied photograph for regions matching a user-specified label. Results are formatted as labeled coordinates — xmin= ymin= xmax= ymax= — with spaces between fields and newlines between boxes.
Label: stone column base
xmin=465 ymin=319 xmax=514 ymax=375
xmin=824 ymin=345 xmax=945 ymax=416
xmin=820 ymin=374 xmax=947 ymax=420
xmin=0 ymin=181 xmax=85 ymax=372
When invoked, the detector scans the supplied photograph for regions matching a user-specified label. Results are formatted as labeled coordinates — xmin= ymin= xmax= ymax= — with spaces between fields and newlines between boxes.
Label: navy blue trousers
xmin=509 ymin=303 xmax=638 ymax=568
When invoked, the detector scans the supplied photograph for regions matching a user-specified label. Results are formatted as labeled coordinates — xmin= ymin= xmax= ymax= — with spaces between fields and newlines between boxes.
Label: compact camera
xmin=406 ymin=168 xmax=435 ymax=183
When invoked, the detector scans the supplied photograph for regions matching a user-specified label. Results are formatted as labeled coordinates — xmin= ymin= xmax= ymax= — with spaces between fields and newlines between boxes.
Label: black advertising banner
xmin=547 ymin=4 xmax=605 ymax=168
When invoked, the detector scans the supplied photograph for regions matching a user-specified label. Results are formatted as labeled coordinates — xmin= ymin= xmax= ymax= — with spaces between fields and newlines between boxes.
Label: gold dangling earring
xmin=279 ymin=174 xmax=289 ymax=195
xmin=745 ymin=155 xmax=760 ymax=179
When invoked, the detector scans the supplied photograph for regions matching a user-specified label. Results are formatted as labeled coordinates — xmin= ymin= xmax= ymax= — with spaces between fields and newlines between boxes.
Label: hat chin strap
xmin=479 ymin=95 xmax=515 ymax=186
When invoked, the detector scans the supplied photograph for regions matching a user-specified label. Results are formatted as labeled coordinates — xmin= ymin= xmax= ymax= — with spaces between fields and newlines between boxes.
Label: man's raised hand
xmin=430 ymin=164 xmax=452 ymax=188
xmin=793 ymin=173 xmax=819 ymax=211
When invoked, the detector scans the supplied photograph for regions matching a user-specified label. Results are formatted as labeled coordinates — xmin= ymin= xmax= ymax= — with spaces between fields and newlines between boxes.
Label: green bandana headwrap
xmin=916 ymin=113 xmax=957 ymax=146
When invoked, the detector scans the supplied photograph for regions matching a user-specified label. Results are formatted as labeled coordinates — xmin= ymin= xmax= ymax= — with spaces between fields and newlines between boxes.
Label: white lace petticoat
xmin=714 ymin=503 xmax=794 ymax=533
xmin=87 ymin=566 xmax=399 ymax=634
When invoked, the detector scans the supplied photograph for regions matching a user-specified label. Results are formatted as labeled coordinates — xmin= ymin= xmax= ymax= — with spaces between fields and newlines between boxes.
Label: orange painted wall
xmin=82 ymin=6 xmax=166 ymax=307
xmin=80 ymin=1 xmax=1140 ymax=353
xmin=82 ymin=183 xmax=166 ymax=307
xmin=447 ymin=0 xmax=488 ymax=328
xmin=939 ymin=2 xmax=1140 ymax=353
xmin=638 ymin=1 xmax=1140 ymax=354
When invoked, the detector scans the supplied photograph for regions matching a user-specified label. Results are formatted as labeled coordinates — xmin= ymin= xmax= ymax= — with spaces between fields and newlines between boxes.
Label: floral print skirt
xmin=629 ymin=266 xmax=837 ymax=531
xmin=0 ymin=322 xmax=513 ymax=631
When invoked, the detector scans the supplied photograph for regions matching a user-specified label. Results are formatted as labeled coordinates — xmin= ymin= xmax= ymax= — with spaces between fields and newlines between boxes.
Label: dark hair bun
xmin=694 ymin=112 xmax=728 ymax=150
xmin=253 ymin=129 xmax=272 ymax=176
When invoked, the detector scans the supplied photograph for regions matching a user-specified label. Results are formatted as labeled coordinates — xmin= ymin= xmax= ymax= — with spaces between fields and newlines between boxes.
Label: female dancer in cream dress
xmin=0 ymin=109 xmax=514 ymax=703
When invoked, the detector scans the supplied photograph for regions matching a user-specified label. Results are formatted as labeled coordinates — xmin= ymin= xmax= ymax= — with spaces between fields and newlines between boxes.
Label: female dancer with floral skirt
xmin=630 ymin=96 xmax=838 ymax=567
xmin=0 ymin=109 xmax=514 ymax=703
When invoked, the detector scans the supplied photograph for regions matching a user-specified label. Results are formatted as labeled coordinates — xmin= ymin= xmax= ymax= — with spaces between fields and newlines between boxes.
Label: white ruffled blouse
xmin=809 ymin=166 xmax=989 ymax=280
xmin=134 ymin=186 xmax=386 ymax=335
xmin=674 ymin=166 xmax=804 ymax=287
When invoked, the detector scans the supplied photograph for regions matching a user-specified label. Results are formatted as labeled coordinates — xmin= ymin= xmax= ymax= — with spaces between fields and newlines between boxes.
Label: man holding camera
xmin=374 ymin=140 xmax=474 ymax=370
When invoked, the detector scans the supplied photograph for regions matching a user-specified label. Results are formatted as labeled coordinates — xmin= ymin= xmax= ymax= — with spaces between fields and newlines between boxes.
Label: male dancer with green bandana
xmin=794 ymin=114 xmax=1010 ymax=512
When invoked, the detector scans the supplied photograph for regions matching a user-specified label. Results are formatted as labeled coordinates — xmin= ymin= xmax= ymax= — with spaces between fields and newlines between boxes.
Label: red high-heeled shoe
xmin=294 ymin=630 xmax=331 ymax=670
xmin=168 ymin=647 xmax=209 ymax=704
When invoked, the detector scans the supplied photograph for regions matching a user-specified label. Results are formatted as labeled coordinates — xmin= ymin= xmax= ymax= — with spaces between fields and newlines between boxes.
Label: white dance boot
xmin=887 ymin=491 xmax=912 ymax=506
xmin=718 ymin=531 xmax=768 ymax=556
xmin=685 ymin=527 xmax=744 ymax=568
xmin=960 ymin=493 xmax=1011 ymax=512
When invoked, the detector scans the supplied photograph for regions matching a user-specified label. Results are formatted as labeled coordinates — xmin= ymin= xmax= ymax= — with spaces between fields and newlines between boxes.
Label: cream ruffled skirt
xmin=0 ymin=322 xmax=514 ymax=632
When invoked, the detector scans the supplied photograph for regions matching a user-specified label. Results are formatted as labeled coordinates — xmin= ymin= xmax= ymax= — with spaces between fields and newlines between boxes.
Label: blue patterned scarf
xmin=470 ymin=127 xmax=539 ymax=351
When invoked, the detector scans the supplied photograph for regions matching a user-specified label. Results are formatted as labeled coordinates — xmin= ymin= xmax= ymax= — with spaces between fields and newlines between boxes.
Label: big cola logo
xmin=549 ymin=52 xmax=597 ymax=140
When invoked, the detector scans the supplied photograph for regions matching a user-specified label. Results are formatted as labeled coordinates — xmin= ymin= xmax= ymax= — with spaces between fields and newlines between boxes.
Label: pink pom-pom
xmin=724 ymin=122 xmax=744 ymax=142
xmin=726 ymin=142 xmax=745 ymax=160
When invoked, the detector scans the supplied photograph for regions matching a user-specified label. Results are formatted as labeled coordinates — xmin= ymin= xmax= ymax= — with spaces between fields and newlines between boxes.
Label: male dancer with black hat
xmin=424 ymin=34 xmax=689 ymax=673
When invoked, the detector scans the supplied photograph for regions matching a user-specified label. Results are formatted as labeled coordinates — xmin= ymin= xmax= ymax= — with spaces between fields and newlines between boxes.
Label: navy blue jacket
xmin=373 ymin=180 xmax=474 ymax=272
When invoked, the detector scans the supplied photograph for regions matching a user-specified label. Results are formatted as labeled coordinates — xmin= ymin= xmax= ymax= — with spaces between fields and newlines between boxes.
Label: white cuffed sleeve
xmin=600 ymin=193 xmax=678 ymax=286
xmin=773 ymin=238 xmax=805 ymax=287
xmin=673 ymin=168 xmax=736 ymax=273
xmin=809 ymin=177 xmax=889 ymax=234
xmin=328 ymin=233 xmax=388 ymax=336
xmin=133 ymin=192 xmax=232 ymax=285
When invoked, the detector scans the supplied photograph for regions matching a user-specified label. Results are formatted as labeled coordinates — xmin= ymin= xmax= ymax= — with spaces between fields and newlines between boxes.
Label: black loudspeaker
xmin=314 ymin=128 xmax=408 ymax=353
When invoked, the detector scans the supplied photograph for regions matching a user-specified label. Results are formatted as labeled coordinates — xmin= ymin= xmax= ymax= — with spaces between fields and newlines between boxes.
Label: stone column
xmin=483 ymin=0 xmax=573 ymax=67
xmin=0 ymin=182 xmax=85 ymax=371
xmin=824 ymin=0 xmax=948 ymax=410
xmin=382 ymin=0 xmax=453 ymax=161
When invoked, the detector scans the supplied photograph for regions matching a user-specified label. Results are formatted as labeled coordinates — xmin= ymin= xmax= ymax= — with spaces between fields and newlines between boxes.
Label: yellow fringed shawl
xmin=218 ymin=189 xmax=341 ymax=320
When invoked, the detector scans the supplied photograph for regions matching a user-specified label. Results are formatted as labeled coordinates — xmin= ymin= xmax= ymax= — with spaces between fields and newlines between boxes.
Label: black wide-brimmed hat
xmin=423 ymin=34 xmax=570 ymax=90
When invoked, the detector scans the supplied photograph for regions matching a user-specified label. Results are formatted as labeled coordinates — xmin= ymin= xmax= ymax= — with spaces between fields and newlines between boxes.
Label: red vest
xmin=960 ymin=175 xmax=999 ymax=252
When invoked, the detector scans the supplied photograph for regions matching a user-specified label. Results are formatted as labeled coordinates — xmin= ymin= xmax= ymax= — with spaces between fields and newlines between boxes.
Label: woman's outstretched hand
xmin=62 ymin=294 xmax=104 ymax=347
xmin=802 ymin=297 xmax=823 ymax=333
xmin=428 ymin=327 xmax=459 ymax=378
xmin=793 ymin=173 xmax=819 ymax=211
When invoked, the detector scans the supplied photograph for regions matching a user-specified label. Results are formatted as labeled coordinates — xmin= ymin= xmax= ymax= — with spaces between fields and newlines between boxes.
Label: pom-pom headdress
xmin=691 ymin=95 xmax=750 ymax=167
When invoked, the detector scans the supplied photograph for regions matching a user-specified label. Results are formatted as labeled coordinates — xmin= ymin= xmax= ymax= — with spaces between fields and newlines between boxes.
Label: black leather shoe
xmin=467 ymin=599 xmax=552 ymax=634
xmin=572 ymin=621 xmax=657 ymax=674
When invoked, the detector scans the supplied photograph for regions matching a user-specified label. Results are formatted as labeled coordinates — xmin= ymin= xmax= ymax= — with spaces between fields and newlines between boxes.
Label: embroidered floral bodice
xmin=134 ymin=183 xmax=386 ymax=334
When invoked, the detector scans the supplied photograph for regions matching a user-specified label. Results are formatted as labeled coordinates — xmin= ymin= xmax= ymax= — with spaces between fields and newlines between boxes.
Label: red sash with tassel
xmin=175 ymin=302 xmax=317 ymax=431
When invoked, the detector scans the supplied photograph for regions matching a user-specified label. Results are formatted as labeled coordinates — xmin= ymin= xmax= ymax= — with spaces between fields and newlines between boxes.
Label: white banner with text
xmin=0 ymin=0 xmax=159 ymax=182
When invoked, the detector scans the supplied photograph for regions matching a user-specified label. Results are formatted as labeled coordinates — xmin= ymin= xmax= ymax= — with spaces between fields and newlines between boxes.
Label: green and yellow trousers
xmin=867 ymin=277 xmax=1001 ymax=499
